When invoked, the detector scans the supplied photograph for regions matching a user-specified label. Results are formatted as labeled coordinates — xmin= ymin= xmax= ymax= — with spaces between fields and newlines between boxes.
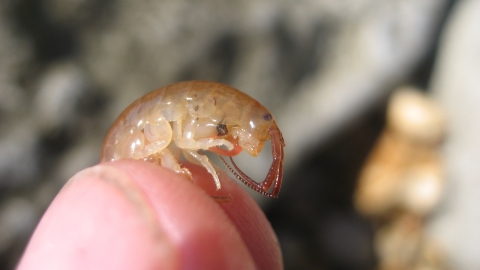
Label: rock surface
xmin=429 ymin=0 xmax=480 ymax=269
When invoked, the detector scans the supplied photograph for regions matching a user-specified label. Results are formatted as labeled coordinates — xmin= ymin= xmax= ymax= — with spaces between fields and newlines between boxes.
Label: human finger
xmin=18 ymin=160 xmax=258 ymax=269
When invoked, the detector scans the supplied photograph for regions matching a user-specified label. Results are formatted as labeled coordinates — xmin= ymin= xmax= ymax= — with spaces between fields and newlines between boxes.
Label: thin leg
xmin=182 ymin=149 xmax=202 ymax=166
xmin=157 ymin=148 xmax=193 ymax=180
xmin=184 ymin=150 xmax=222 ymax=190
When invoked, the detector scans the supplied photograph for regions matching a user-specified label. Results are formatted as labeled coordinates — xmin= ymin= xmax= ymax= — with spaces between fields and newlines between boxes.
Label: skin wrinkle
xmin=70 ymin=165 xmax=178 ymax=268
xmin=115 ymin=161 xmax=227 ymax=234
xmin=18 ymin=163 xmax=180 ymax=270
xmin=70 ymin=165 xmax=162 ymax=241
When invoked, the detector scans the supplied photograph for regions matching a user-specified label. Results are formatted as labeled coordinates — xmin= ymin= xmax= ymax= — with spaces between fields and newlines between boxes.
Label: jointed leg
xmin=184 ymin=150 xmax=221 ymax=190
xmin=156 ymin=148 xmax=193 ymax=180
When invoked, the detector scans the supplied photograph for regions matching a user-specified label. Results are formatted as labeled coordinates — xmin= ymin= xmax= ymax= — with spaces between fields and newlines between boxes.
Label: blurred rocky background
xmin=1 ymin=0 xmax=479 ymax=269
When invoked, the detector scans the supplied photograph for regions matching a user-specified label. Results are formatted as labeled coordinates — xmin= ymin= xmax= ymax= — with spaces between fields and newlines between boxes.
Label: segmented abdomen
xmin=101 ymin=81 xmax=264 ymax=161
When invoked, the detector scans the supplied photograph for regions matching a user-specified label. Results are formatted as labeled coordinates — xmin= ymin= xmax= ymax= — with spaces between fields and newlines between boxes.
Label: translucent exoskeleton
xmin=101 ymin=81 xmax=285 ymax=198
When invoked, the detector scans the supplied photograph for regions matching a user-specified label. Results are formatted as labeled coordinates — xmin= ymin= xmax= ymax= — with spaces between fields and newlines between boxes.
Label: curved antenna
xmin=219 ymin=127 xmax=284 ymax=198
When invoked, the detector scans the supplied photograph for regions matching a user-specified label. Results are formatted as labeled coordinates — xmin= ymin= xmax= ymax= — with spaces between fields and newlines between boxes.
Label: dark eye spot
xmin=194 ymin=105 xmax=199 ymax=111
xmin=263 ymin=113 xmax=272 ymax=121
xmin=216 ymin=124 xmax=228 ymax=136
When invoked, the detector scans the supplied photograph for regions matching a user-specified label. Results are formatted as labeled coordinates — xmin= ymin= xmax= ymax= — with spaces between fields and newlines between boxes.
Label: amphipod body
xmin=101 ymin=81 xmax=285 ymax=198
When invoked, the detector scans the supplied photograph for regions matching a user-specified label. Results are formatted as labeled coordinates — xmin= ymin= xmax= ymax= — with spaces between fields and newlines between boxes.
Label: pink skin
xmin=17 ymin=160 xmax=283 ymax=270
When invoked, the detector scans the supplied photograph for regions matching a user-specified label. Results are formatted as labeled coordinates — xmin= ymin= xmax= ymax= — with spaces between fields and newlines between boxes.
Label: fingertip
xmin=116 ymin=160 xmax=283 ymax=270
xmin=18 ymin=163 xmax=177 ymax=270
xmin=19 ymin=160 xmax=282 ymax=270
xmin=105 ymin=160 xmax=257 ymax=269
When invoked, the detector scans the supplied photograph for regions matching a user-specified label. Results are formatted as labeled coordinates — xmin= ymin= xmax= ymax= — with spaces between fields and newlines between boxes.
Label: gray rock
xmin=429 ymin=1 xmax=480 ymax=269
